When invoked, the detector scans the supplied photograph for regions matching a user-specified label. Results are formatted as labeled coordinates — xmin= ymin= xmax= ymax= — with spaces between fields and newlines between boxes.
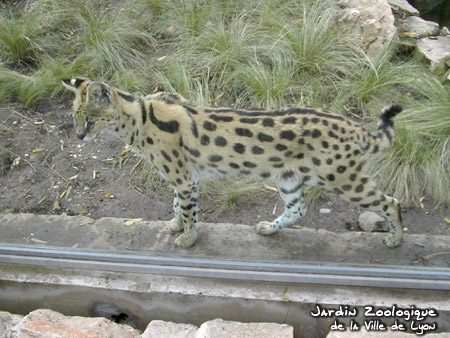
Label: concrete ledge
xmin=1 ymin=213 xmax=450 ymax=266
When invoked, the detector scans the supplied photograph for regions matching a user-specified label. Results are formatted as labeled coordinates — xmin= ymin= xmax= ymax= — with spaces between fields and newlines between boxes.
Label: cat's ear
xmin=62 ymin=78 xmax=88 ymax=94
xmin=87 ymin=81 xmax=113 ymax=107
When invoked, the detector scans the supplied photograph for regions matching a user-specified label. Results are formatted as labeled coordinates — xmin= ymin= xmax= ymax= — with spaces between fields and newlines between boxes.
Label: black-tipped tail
xmin=380 ymin=104 xmax=403 ymax=124
xmin=369 ymin=104 xmax=403 ymax=153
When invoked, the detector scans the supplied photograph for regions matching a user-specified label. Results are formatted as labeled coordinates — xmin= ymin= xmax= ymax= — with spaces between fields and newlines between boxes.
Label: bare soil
xmin=0 ymin=102 xmax=449 ymax=265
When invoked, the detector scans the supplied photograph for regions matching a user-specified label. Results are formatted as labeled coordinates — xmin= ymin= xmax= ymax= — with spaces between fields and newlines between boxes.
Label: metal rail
xmin=1 ymin=244 xmax=449 ymax=290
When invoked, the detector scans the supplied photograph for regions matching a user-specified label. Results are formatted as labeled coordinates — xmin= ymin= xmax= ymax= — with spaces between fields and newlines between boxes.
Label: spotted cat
xmin=62 ymin=78 xmax=404 ymax=248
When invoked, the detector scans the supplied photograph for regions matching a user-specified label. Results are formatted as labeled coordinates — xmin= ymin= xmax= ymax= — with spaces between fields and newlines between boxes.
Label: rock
xmin=0 ymin=311 xmax=23 ymax=336
xmin=441 ymin=27 xmax=450 ymax=36
xmin=320 ymin=208 xmax=332 ymax=214
xmin=388 ymin=0 xmax=419 ymax=15
xmin=358 ymin=211 xmax=388 ymax=232
xmin=337 ymin=0 xmax=397 ymax=57
xmin=399 ymin=16 xmax=440 ymax=38
xmin=5 ymin=309 xmax=141 ymax=338
xmin=141 ymin=320 xmax=197 ymax=338
xmin=326 ymin=327 xmax=450 ymax=337
xmin=196 ymin=319 xmax=294 ymax=338
xmin=140 ymin=319 xmax=294 ymax=338
xmin=416 ymin=36 xmax=450 ymax=81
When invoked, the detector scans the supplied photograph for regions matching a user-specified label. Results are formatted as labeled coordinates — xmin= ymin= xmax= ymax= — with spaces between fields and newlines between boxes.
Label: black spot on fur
xmin=337 ymin=166 xmax=346 ymax=173
xmin=203 ymin=121 xmax=217 ymax=131
xmin=235 ymin=128 xmax=253 ymax=137
xmin=312 ymin=157 xmax=321 ymax=166
xmin=280 ymin=130 xmax=296 ymax=140
xmin=262 ymin=118 xmax=274 ymax=127
xmin=328 ymin=130 xmax=339 ymax=139
xmin=258 ymin=133 xmax=274 ymax=142
xmin=209 ymin=155 xmax=223 ymax=162
xmin=234 ymin=143 xmax=246 ymax=154
xmin=161 ymin=150 xmax=172 ymax=162
xmin=188 ymin=148 xmax=201 ymax=158
xmin=215 ymin=136 xmax=227 ymax=147
xmin=268 ymin=156 xmax=282 ymax=162
xmin=243 ymin=161 xmax=257 ymax=168
xmin=342 ymin=184 xmax=352 ymax=191
xmin=281 ymin=171 xmax=295 ymax=179
xmin=252 ymin=146 xmax=264 ymax=154
xmin=201 ymin=134 xmax=210 ymax=145
xmin=311 ymin=129 xmax=321 ymax=138
xmin=282 ymin=116 xmax=296 ymax=124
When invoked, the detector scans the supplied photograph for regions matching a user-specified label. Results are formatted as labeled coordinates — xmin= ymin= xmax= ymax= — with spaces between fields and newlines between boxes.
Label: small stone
xmin=320 ymin=208 xmax=332 ymax=214
xmin=441 ymin=27 xmax=450 ymax=36
xmin=196 ymin=319 xmax=294 ymax=338
xmin=388 ymin=0 xmax=419 ymax=15
xmin=359 ymin=211 xmax=388 ymax=232
xmin=142 ymin=320 xmax=197 ymax=338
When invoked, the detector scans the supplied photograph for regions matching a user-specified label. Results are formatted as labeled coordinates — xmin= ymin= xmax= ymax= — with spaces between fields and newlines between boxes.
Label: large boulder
xmin=337 ymin=0 xmax=397 ymax=57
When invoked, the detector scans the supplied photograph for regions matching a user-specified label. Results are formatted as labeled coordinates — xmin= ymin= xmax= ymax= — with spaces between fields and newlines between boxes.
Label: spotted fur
xmin=62 ymin=79 xmax=404 ymax=248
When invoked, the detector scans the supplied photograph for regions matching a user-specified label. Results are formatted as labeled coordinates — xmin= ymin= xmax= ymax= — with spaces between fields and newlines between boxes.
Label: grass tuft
xmin=0 ymin=9 xmax=44 ymax=64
